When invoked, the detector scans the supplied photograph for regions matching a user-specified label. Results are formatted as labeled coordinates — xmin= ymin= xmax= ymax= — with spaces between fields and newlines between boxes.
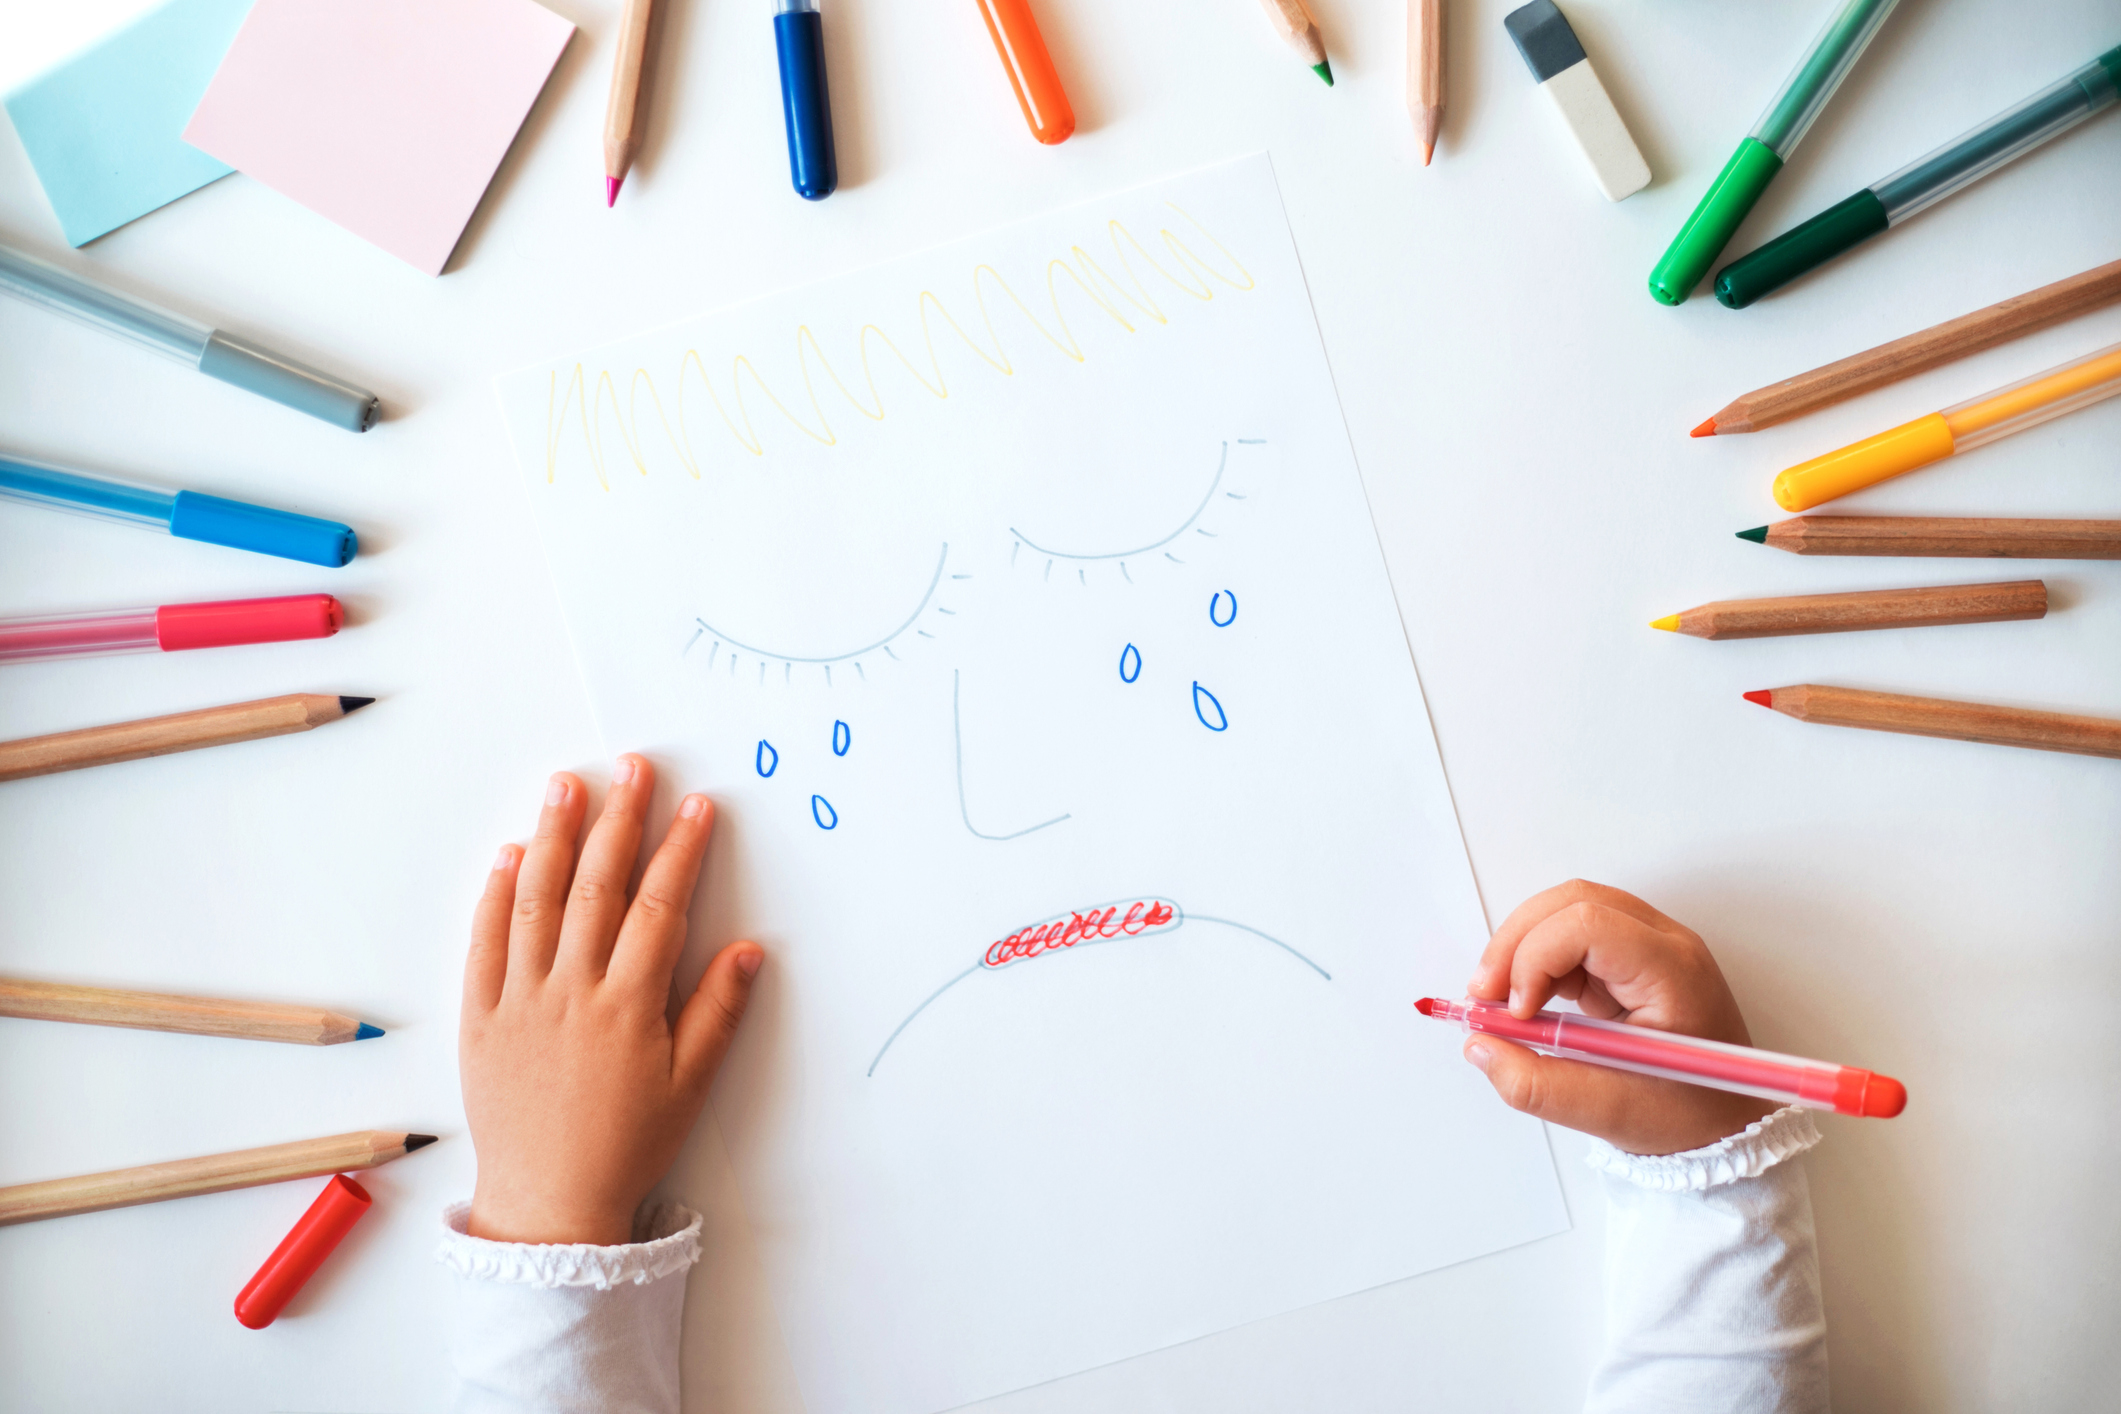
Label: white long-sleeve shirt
xmin=437 ymin=1107 xmax=1828 ymax=1413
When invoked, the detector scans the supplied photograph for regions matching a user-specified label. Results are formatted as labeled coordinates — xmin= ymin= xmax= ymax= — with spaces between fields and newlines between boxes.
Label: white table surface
xmin=2 ymin=2 xmax=2116 ymax=1410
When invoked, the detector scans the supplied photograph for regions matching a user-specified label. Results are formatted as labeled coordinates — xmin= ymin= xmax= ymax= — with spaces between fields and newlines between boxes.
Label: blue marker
xmin=0 ymin=453 xmax=356 ymax=567
xmin=774 ymin=0 xmax=837 ymax=200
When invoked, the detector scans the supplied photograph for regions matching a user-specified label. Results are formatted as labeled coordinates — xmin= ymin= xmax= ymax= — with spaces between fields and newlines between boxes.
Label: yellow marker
xmin=1649 ymin=614 xmax=1681 ymax=632
xmin=1773 ymin=341 xmax=2121 ymax=511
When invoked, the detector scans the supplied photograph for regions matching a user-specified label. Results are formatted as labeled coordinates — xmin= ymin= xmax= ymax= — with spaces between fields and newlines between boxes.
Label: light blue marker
xmin=0 ymin=241 xmax=379 ymax=432
xmin=0 ymin=453 xmax=357 ymax=568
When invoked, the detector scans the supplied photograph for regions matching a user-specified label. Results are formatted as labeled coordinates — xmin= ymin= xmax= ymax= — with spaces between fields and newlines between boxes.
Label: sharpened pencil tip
xmin=1419 ymin=142 xmax=1434 ymax=167
xmin=605 ymin=175 xmax=622 ymax=207
xmin=405 ymin=1134 xmax=438 ymax=1152
xmin=1649 ymin=615 xmax=1681 ymax=633
xmin=339 ymin=696 xmax=375 ymax=714
xmin=1690 ymin=417 xmax=1718 ymax=438
xmin=355 ymin=1022 xmax=384 ymax=1040
xmin=1737 ymin=526 xmax=1769 ymax=544
xmin=1313 ymin=60 xmax=1333 ymax=87
xmin=1742 ymin=690 xmax=1774 ymax=709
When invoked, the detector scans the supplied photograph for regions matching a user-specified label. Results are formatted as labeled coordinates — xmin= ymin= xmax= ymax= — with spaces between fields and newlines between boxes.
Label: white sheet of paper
xmin=496 ymin=153 xmax=1568 ymax=1414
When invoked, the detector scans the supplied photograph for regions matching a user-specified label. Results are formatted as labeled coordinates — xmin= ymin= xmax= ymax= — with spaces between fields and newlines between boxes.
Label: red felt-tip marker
xmin=0 ymin=594 xmax=342 ymax=664
xmin=234 ymin=1173 xmax=372 ymax=1329
xmin=1415 ymin=996 xmax=1906 ymax=1118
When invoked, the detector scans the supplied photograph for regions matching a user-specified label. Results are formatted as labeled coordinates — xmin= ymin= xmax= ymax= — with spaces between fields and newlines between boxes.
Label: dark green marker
xmin=1716 ymin=45 xmax=2121 ymax=308
xmin=1647 ymin=0 xmax=1902 ymax=306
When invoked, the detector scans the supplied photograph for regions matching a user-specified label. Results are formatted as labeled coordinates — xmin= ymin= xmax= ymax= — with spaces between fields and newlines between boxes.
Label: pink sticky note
xmin=183 ymin=0 xmax=574 ymax=276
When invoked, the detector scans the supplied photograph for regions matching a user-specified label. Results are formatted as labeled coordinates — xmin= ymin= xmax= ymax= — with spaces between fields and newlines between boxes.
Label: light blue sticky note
xmin=3 ymin=0 xmax=255 ymax=247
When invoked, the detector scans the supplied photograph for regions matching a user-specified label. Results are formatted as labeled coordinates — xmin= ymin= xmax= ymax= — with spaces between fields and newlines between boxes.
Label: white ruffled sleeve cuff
xmin=436 ymin=1201 xmax=703 ymax=1289
xmin=1584 ymin=1105 xmax=1821 ymax=1193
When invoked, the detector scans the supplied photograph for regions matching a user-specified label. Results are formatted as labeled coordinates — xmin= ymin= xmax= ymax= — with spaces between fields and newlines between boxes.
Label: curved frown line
xmin=1007 ymin=442 xmax=1226 ymax=561
xmin=866 ymin=904 xmax=1329 ymax=1075
xmin=690 ymin=543 xmax=948 ymax=664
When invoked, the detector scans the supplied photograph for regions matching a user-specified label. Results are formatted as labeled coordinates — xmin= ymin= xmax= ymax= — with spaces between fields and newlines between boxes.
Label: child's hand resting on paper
xmin=1462 ymin=879 xmax=1775 ymax=1156
xmin=460 ymin=755 xmax=763 ymax=1246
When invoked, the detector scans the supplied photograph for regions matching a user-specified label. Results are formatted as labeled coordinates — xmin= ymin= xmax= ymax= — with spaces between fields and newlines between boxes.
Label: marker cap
xmin=156 ymin=594 xmax=343 ymax=652
xmin=168 ymin=491 xmax=357 ymax=567
xmin=234 ymin=1173 xmax=372 ymax=1329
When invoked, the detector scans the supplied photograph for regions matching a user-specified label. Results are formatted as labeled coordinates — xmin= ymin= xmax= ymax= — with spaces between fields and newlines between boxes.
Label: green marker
xmin=1716 ymin=45 xmax=2121 ymax=308
xmin=1647 ymin=0 xmax=1902 ymax=307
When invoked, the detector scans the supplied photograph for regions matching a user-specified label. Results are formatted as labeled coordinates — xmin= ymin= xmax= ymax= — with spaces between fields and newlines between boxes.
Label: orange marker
xmin=975 ymin=0 xmax=1075 ymax=144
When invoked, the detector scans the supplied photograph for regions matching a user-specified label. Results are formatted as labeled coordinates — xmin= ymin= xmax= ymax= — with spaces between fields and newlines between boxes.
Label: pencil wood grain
xmin=1710 ymin=258 xmax=2121 ymax=433
xmin=0 ymin=1131 xmax=434 ymax=1225
xmin=1762 ymin=685 xmax=2121 ymax=760
xmin=0 ymin=693 xmax=362 ymax=782
xmin=1672 ymin=580 xmax=2045 ymax=639
xmin=0 ymin=978 xmax=369 ymax=1045
xmin=1760 ymin=516 xmax=2121 ymax=559
xmin=1408 ymin=0 xmax=1443 ymax=163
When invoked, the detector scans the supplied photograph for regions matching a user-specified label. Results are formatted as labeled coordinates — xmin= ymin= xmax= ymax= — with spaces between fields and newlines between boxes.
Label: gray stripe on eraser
xmin=1504 ymin=1 xmax=1587 ymax=84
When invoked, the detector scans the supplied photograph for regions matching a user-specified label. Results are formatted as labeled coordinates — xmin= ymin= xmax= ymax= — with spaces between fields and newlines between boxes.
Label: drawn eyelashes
xmin=685 ymin=542 xmax=956 ymax=686
xmin=1010 ymin=440 xmax=1244 ymax=585
xmin=866 ymin=899 xmax=1331 ymax=1075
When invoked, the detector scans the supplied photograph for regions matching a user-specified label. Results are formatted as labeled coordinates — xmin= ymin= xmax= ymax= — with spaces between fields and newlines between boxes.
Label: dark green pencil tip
xmin=1736 ymin=526 xmax=1769 ymax=544
xmin=405 ymin=1134 xmax=438 ymax=1152
xmin=1312 ymin=60 xmax=1334 ymax=87
xmin=355 ymin=1022 xmax=384 ymax=1040
xmin=339 ymin=695 xmax=376 ymax=714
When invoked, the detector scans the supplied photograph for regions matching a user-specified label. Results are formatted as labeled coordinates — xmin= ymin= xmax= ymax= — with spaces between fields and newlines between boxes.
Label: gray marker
xmin=0 ymin=241 xmax=379 ymax=432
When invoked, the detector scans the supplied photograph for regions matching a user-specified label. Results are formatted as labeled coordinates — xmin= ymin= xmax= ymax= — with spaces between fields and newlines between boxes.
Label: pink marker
xmin=0 ymin=594 xmax=343 ymax=664
xmin=1415 ymin=996 xmax=1907 ymax=1118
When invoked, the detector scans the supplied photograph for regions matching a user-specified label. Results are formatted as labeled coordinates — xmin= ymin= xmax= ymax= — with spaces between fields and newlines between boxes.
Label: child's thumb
xmin=1464 ymin=1035 xmax=1631 ymax=1138
xmin=674 ymin=942 xmax=765 ymax=1089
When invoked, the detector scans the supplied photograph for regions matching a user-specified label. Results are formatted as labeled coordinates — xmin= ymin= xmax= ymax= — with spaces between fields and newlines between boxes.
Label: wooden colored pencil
xmin=1696 ymin=257 xmax=2121 ymax=435
xmin=0 ymin=693 xmax=371 ymax=783
xmin=603 ymin=0 xmax=657 ymax=206
xmin=1744 ymin=515 xmax=2121 ymax=559
xmin=0 ymin=1131 xmax=436 ymax=1226
xmin=1745 ymin=684 xmax=2121 ymax=760
xmin=1408 ymin=0 xmax=1444 ymax=164
xmin=1653 ymin=580 xmax=2045 ymax=640
xmin=0 ymin=978 xmax=382 ymax=1046
xmin=1256 ymin=0 xmax=1333 ymax=86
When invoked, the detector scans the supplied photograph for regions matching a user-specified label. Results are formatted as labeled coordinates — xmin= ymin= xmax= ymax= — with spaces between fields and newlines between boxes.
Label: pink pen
xmin=0 ymin=594 xmax=342 ymax=664
xmin=1415 ymin=996 xmax=1906 ymax=1118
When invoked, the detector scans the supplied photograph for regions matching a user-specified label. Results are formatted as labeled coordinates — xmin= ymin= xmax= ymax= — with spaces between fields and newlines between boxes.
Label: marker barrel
xmin=0 ymin=454 xmax=356 ymax=567
xmin=1749 ymin=0 xmax=1900 ymax=157
xmin=1422 ymin=997 xmax=1905 ymax=1118
xmin=235 ymin=1174 xmax=372 ymax=1329
xmin=775 ymin=1 xmax=837 ymax=200
xmin=0 ymin=243 xmax=378 ymax=432
xmin=0 ymin=595 xmax=344 ymax=664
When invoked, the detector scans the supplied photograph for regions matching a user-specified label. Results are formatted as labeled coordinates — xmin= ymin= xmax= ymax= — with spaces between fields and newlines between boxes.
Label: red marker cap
xmin=234 ymin=1173 xmax=372 ymax=1329
xmin=157 ymin=594 xmax=343 ymax=653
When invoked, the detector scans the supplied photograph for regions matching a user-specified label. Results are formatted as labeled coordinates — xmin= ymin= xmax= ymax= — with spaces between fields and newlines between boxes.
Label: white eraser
xmin=1504 ymin=1 xmax=1651 ymax=202
xmin=1541 ymin=59 xmax=1651 ymax=201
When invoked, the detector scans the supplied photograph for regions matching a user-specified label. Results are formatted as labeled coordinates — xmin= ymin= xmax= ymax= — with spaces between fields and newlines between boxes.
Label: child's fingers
xmin=464 ymin=845 xmax=521 ymax=1014
xmin=1504 ymin=901 xmax=1674 ymax=1017
xmin=607 ymin=793 xmax=715 ymax=998
xmin=507 ymin=772 xmax=589 ymax=987
xmin=1464 ymin=1036 xmax=1641 ymax=1137
xmin=554 ymin=756 xmax=654 ymax=979
xmin=1471 ymin=880 xmax=1676 ymax=999
xmin=672 ymin=942 xmax=764 ymax=1092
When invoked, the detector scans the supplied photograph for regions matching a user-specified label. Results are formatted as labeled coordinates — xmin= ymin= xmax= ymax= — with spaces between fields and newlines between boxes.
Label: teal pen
xmin=1717 ymin=44 xmax=2121 ymax=307
xmin=0 ymin=242 xmax=379 ymax=432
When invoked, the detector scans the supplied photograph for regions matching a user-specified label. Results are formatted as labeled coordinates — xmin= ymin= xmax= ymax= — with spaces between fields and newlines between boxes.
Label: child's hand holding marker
xmin=460 ymin=755 xmax=763 ymax=1246
xmin=1442 ymin=879 xmax=1908 ymax=1155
